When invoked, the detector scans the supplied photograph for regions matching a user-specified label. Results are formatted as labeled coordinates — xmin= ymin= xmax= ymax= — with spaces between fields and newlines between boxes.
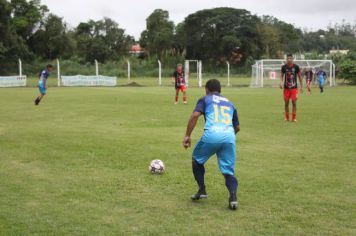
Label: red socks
xmin=292 ymin=113 xmax=296 ymax=121
xmin=285 ymin=112 xmax=289 ymax=121
xmin=285 ymin=112 xmax=297 ymax=121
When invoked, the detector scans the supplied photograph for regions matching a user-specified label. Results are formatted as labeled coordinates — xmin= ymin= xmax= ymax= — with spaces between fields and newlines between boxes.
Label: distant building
xmin=129 ymin=44 xmax=144 ymax=55
xmin=329 ymin=49 xmax=349 ymax=55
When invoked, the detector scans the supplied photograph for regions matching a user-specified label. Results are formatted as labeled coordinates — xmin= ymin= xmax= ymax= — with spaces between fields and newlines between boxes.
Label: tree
xmin=75 ymin=18 xmax=133 ymax=62
xmin=257 ymin=22 xmax=281 ymax=58
xmin=10 ymin=0 xmax=48 ymax=40
xmin=181 ymin=8 xmax=260 ymax=65
xmin=140 ymin=9 xmax=174 ymax=58
xmin=338 ymin=52 xmax=356 ymax=84
xmin=0 ymin=0 xmax=42 ymax=74
xmin=29 ymin=14 xmax=74 ymax=59
xmin=261 ymin=15 xmax=303 ymax=55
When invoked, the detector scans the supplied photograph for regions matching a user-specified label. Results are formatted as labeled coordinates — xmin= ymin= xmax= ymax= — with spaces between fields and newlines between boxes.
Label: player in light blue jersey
xmin=34 ymin=64 xmax=53 ymax=105
xmin=316 ymin=68 xmax=327 ymax=93
xmin=183 ymin=79 xmax=240 ymax=210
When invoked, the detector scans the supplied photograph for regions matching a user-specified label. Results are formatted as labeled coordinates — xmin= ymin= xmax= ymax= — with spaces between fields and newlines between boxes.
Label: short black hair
xmin=205 ymin=79 xmax=221 ymax=93
xmin=287 ymin=54 xmax=293 ymax=58
xmin=46 ymin=64 xmax=53 ymax=68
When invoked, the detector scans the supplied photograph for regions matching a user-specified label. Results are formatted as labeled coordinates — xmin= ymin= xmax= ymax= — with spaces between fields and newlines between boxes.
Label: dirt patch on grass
xmin=122 ymin=82 xmax=144 ymax=87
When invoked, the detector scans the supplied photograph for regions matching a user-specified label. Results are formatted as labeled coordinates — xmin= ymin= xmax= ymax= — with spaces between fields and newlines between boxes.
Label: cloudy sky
xmin=41 ymin=0 xmax=355 ymax=40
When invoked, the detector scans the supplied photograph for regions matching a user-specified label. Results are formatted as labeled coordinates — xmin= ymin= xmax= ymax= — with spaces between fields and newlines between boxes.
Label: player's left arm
xmin=43 ymin=78 xmax=47 ymax=88
xmin=183 ymin=111 xmax=202 ymax=149
xmin=298 ymin=70 xmax=303 ymax=93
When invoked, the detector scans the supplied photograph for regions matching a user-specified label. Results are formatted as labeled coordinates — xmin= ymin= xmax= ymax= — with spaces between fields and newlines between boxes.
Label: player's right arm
xmin=234 ymin=125 xmax=240 ymax=134
xmin=171 ymin=72 xmax=176 ymax=84
xmin=183 ymin=98 xmax=205 ymax=149
xmin=183 ymin=111 xmax=202 ymax=149
xmin=232 ymin=109 xmax=240 ymax=134
xmin=280 ymin=66 xmax=285 ymax=89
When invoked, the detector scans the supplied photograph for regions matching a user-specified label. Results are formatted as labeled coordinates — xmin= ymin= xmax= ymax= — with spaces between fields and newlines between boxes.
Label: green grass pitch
xmin=0 ymin=84 xmax=355 ymax=235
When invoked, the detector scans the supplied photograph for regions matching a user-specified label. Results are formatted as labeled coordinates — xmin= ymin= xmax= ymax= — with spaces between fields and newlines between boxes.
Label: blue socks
xmin=193 ymin=159 xmax=238 ymax=195
xmin=224 ymin=174 xmax=238 ymax=194
xmin=192 ymin=160 xmax=205 ymax=191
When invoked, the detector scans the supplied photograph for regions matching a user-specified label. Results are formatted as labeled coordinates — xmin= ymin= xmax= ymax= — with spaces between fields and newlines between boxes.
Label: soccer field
xmin=0 ymin=85 xmax=355 ymax=235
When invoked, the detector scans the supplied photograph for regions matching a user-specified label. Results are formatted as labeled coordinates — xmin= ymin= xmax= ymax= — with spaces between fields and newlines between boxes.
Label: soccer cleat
xmin=183 ymin=101 xmax=187 ymax=105
xmin=191 ymin=189 xmax=207 ymax=200
xmin=228 ymin=192 xmax=238 ymax=210
xmin=292 ymin=119 xmax=297 ymax=122
xmin=284 ymin=118 xmax=289 ymax=122
xmin=174 ymin=102 xmax=178 ymax=105
xmin=34 ymin=98 xmax=40 ymax=106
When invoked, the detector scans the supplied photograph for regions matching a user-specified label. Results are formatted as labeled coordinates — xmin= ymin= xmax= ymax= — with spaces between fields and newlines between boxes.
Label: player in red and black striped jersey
xmin=171 ymin=64 xmax=187 ymax=104
xmin=304 ymin=68 xmax=314 ymax=95
xmin=280 ymin=54 xmax=303 ymax=122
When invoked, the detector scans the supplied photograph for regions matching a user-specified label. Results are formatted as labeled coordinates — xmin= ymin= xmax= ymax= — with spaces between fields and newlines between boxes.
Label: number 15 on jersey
xmin=213 ymin=104 xmax=231 ymax=124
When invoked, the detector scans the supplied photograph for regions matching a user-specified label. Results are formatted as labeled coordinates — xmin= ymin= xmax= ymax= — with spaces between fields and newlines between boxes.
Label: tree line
xmin=1 ymin=0 xmax=355 ymax=79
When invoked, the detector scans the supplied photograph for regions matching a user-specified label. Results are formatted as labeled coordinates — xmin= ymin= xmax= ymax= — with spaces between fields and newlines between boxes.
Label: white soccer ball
xmin=149 ymin=159 xmax=165 ymax=174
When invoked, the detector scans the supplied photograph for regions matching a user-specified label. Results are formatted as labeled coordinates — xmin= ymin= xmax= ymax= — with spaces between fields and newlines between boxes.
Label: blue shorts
xmin=193 ymin=140 xmax=236 ymax=176
xmin=39 ymin=86 xmax=46 ymax=95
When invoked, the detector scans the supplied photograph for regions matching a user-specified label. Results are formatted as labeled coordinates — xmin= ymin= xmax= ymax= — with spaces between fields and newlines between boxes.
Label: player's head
xmin=205 ymin=79 xmax=221 ymax=94
xmin=46 ymin=64 xmax=54 ymax=72
xmin=176 ymin=64 xmax=183 ymax=73
xmin=287 ymin=54 xmax=294 ymax=65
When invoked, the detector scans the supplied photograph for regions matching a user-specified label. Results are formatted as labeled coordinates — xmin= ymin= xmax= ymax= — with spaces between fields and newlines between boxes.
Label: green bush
xmin=339 ymin=59 xmax=356 ymax=84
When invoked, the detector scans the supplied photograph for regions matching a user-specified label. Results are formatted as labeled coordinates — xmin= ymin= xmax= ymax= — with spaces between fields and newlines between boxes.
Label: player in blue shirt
xmin=183 ymin=79 xmax=240 ymax=210
xmin=34 ymin=64 xmax=53 ymax=105
xmin=316 ymin=68 xmax=327 ymax=93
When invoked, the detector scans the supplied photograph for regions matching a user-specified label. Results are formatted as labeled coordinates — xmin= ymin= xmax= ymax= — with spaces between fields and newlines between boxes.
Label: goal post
xmin=251 ymin=59 xmax=336 ymax=88
xmin=184 ymin=60 xmax=202 ymax=87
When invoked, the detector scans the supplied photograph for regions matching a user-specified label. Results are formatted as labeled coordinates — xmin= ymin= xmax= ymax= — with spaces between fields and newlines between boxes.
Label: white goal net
xmin=251 ymin=60 xmax=336 ymax=88
xmin=61 ymin=75 xmax=117 ymax=87
xmin=0 ymin=76 xmax=27 ymax=87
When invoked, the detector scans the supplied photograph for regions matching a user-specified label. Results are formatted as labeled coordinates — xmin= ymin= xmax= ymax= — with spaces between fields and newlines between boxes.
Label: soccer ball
xmin=149 ymin=159 xmax=165 ymax=174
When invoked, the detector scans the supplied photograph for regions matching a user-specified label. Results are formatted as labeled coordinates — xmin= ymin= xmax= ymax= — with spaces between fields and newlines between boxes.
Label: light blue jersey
xmin=192 ymin=92 xmax=239 ymax=175
xmin=39 ymin=70 xmax=49 ymax=84
xmin=194 ymin=93 xmax=239 ymax=144
xmin=38 ymin=69 xmax=49 ymax=95
xmin=317 ymin=70 xmax=327 ymax=86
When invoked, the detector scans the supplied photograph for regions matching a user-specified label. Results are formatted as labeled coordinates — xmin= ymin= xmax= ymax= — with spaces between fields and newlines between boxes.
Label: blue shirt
xmin=39 ymin=69 xmax=49 ymax=85
xmin=317 ymin=71 xmax=326 ymax=79
xmin=194 ymin=92 xmax=239 ymax=143
xmin=317 ymin=71 xmax=326 ymax=85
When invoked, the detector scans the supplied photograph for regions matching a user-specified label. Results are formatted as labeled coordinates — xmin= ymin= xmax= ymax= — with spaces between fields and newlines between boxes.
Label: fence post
xmin=127 ymin=60 xmax=131 ymax=82
xmin=95 ymin=59 xmax=99 ymax=76
xmin=57 ymin=59 xmax=60 ymax=87
xmin=18 ymin=59 xmax=22 ymax=76
xmin=227 ymin=61 xmax=230 ymax=87
xmin=158 ymin=60 xmax=162 ymax=86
